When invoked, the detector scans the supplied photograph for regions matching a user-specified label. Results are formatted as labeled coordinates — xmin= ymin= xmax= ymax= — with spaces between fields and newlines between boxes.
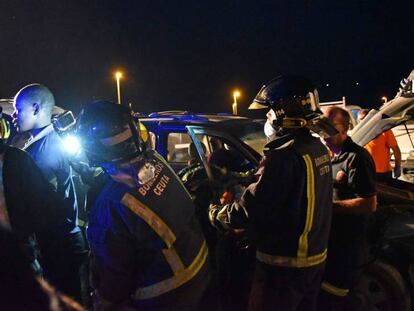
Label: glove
xmin=393 ymin=165 xmax=401 ymax=178
xmin=220 ymin=191 xmax=234 ymax=205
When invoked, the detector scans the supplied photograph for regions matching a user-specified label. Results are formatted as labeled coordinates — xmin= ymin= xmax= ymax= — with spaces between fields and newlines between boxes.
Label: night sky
xmin=1 ymin=1 xmax=413 ymax=116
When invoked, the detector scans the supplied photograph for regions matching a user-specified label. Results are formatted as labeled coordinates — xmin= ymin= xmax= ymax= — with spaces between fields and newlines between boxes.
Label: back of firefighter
xmin=75 ymin=100 xmax=210 ymax=311
xmin=209 ymin=75 xmax=334 ymax=311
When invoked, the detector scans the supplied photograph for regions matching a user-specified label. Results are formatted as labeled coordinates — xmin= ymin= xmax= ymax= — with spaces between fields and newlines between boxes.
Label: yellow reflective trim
xmin=77 ymin=219 xmax=87 ymax=228
xmin=297 ymin=155 xmax=315 ymax=258
xmin=162 ymin=247 xmax=185 ymax=275
xmin=134 ymin=241 xmax=208 ymax=300
xmin=121 ymin=193 xmax=176 ymax=248
xmin=0 ymin=119 xmax=10 ymax=139
xmin=139 ymin=121 xmax=149 ymax=143
xmin=256 ymin=249 xmax=327 ymax=268
xmin=321 ymin=281 xmax=349 ymax=297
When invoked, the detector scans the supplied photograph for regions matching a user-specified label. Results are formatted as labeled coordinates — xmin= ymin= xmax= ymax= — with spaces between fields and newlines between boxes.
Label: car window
xmin=205 ymin=135 xmax=255 ymax=173
xmin=167 ymin=132 xmax=193 ymax=163
xmin=234 ymin=121 xmax=267 ymax=156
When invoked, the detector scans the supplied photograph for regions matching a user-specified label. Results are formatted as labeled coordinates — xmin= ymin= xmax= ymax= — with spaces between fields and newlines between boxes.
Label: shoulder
xmin=354 ymin=142 xmax=374 ymax=163
xmin=4 ymin=145 xmax=35 ymax=166
xmin=346 ymin=139 xmax=375 ymax=171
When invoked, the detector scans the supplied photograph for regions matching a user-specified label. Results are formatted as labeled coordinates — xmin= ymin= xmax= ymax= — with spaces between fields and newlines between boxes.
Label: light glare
xmin=63 ymin=135 xmax=81 ymax=155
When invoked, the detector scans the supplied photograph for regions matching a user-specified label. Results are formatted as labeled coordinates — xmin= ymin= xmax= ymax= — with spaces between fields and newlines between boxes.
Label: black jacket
xmin=210 ymin=129 xmax=333 ymax=268
xmin=3 ymin=145 xmax=70 ymax=259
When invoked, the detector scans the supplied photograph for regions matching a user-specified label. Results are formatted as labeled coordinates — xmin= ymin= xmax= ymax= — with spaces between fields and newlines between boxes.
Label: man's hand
xmin=393 ymin=165 xmax=401 ymax=179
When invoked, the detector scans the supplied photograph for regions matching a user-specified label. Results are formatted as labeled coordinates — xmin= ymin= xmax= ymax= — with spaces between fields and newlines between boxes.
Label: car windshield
xmin=234 ymin=121 xmax=267 ymax=156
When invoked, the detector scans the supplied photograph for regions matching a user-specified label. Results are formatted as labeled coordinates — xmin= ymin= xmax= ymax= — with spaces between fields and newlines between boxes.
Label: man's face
xmin=13 ymin=96 xmax=37 ymax=132
xmin=323 ymin=112 xmax=349 ymax=148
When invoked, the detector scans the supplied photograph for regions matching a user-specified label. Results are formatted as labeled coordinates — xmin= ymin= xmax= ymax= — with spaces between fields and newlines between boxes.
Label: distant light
xmin=326 ymin=83 xmax=330 ymax=87
xmin=115 ymin=71 xmax=123 ymax=80
xmin=62 ymin=135 xmax=81 ymax=155
xmin=381 ymin=96 xmax=388 ymax=103
xmin=355 ymin=82 xmax=359 ymax=86
xmin=233 ymin=90 xmax=241 ymax=98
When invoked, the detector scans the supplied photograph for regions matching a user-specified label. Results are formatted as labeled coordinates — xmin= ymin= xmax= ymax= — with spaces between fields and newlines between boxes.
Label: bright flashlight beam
xmin=62 ymin=135 xmax=81 ymax=155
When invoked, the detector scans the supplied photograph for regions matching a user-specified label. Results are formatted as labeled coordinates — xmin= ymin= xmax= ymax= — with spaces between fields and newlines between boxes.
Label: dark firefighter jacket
xmin=88 ymin=150 xmax=209 ymax=309
xmin=2 ymin=145 xmax=71 ymax=261
xmin=210 ymin=129 xmax=333 ymax=268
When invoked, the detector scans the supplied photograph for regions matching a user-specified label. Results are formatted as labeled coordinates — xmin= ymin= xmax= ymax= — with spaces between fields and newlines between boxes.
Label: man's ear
xmin=33 ymin=103 xmax=40 ymax=115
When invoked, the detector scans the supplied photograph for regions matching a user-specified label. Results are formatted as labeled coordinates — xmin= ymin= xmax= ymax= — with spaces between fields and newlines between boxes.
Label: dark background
xmin=0 ymin=0 xmax=413 ymax=116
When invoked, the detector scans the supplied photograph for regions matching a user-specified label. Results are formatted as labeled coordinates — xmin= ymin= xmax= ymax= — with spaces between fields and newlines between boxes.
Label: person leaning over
xmin=75 ymin=101 xmax=210 ymax=311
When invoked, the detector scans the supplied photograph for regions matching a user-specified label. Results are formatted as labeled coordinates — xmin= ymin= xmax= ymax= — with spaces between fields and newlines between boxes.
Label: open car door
xmin=186 ymin=125 xmax=261 ymax=183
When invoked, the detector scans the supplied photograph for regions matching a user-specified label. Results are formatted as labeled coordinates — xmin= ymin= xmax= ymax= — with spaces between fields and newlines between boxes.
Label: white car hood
xmin=350 ymin=71 xmax=414 ymax=147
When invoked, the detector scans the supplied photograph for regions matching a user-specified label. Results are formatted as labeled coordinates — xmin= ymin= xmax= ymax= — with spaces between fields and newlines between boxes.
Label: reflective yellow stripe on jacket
xmin=134 ymin=241 xmax=208 ymax=300
xmin=256 ymin=248 xmax=327 ymax=268
xmin=121 ymin=193 xmax=176 ymax=248
xmin=297 ymin=154 xmax=315 ymax=258
xmin=255 ymin=154 xmax=326 ymax=268
xmin=121 ymin=193 xmax=208 ymax=299
xmin=321 ymin=281 xmax=349 ymax=297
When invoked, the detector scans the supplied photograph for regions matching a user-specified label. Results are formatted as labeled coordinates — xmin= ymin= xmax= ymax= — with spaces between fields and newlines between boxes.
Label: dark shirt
xmin=24 ymin=128 xmax=80 ymax=234
xmin=329 ymin=137 xmax=376 ymax=269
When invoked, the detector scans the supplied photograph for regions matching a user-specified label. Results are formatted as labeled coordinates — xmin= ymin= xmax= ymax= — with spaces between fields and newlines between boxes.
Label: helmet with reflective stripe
xmin=76 ymin=100 xmax=145 ymax=166
xmin=249 ymin=75 xmax=322 ymax=129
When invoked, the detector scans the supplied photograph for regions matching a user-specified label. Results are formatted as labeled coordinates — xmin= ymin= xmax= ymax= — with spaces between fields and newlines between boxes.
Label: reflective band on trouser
xmin=321 ymin=281 xmax=349 ymax=297
xmin=256 ymin=249 xmax=327 ymax=268
xmin=121 ymin=193 xmax=176 ymax=248
xmin=297 ymin=154 xmax=315 ymax=258
xmin=134 ymin=241 xmax=208 ymax=300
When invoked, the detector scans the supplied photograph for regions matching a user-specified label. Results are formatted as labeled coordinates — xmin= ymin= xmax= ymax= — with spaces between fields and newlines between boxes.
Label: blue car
xmin=139 ymin=111 xmax=266 ymax=173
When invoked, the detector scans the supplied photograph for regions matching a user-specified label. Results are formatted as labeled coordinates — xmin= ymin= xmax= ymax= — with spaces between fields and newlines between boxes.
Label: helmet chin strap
xmin=282 ymin=117 xmax=308 ymax=129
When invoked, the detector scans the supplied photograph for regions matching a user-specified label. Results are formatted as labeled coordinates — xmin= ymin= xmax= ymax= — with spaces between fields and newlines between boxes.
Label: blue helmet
xmin=76 ymin=101 xmax=146 ymax=166
xmin=250 ymin=75 xmax=322 ymax=129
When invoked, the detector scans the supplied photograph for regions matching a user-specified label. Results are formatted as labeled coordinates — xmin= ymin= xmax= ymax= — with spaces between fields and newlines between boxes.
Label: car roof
xmin=138 ymin=111 xmax=263 ymax=131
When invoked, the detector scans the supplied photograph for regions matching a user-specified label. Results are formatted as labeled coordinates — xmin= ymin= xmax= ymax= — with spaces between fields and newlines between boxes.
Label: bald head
xmin=15 ymin=84 xmax=55 ymax=114
xmin=13 ymin=84 xmax=55 ymax=132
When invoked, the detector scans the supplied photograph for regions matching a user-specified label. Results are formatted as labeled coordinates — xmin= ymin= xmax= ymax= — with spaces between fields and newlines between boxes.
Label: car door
xmin=186 ymin=125 xmax=260 ymax=182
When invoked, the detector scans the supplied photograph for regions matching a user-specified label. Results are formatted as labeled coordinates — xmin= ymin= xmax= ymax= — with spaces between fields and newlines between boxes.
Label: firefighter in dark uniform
xmin=209 ymin=75 xmax=335 ymax=311
xmin=75 ymin=101 xmax=210 ymax=311
xmin=320 ymin=107 xmax=377 ymax=310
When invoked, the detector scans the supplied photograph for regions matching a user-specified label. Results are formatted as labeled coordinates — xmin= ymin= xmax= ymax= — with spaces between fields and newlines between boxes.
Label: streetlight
xmin=115 ymin=71 xmax=123 ymax=104
xmin=232 ymin=90 xmax=241 ymax=115
xmin=381 ymin=96 xmax=388 ymax=104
